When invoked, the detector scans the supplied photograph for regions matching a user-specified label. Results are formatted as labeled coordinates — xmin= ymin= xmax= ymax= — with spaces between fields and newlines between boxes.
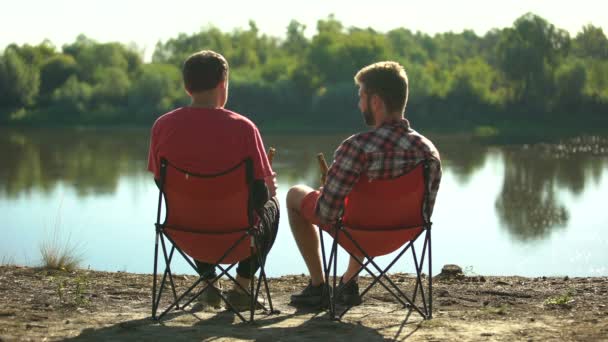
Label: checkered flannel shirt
xmin=315 ymin=118 xmax=442 ymax=224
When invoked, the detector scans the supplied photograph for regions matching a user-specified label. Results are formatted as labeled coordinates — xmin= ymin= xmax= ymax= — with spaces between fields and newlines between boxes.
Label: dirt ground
xmin=0 ymin=265 xmax=607 ymax=341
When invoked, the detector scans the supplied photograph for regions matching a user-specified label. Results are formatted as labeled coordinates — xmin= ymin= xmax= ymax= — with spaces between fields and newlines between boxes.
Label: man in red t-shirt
xmin=147 ymin=50 xmax=279 ymax=309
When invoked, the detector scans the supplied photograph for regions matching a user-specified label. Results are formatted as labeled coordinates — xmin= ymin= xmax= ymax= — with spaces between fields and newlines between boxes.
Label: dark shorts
xmin=195 ymin=197 xmax=280 ymax=278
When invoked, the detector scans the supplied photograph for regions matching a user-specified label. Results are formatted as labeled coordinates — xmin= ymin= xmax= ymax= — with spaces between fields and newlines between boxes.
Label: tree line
xmin=1 ymin=13 xmax=607 ymax=132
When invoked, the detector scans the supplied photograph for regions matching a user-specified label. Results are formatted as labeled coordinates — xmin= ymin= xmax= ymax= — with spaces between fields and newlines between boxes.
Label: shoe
xmin=225 ymin=288 xmax=264 ymax=312
xmin=337 ymin=278 xmax=362 ymax=306
xmin=196 ymin=281 xmax=222 ymax=309
xmin=290 ymin=281 xmax=331 ymax=308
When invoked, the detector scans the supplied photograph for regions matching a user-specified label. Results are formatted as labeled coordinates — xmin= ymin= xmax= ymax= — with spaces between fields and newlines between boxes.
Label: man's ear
xmin=371 ymin=94 xmax=382 ymax=111
xmin=183 ymin=85 xmax=191 ymax=96
xmin=218 ymin=79 xmax=228 ymax=90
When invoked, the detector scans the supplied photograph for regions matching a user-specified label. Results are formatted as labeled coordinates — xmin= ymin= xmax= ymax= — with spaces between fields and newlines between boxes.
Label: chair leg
xmin=157 ymin=271 xmax=209 ymax=320
xmin=427 ymin=228 xmax=433 ymax=319
xmin=254 ymin=235 xmax=276 ymax=314
xmin=319 ymin=227 xmax=336 ymax=318
xmin=337 ymin=229 xmax=428 ymax=319
xmin=211 ymin=264 xmax=249 ymax=323
xmin=152 ymin=231 xmax=160 ymax=319
xmin=411 ymin=244 xmax=429 ymax=315
xmin=261 ymin=268 xmax=274 ymax=313
xmin=250 ymin=239 xmax=255 ymax=323
xmin=154 ymin=240 xmax=180 ymax=317
xmin=331 ymin=231 xmax=339 ymax=319
xmin=411 ymin=230 xmax=432 ymax=319
xmin=160 ymin=237 xmax=179 ymax=309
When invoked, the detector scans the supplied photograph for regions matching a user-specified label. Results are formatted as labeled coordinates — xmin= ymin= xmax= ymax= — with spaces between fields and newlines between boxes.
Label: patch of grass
xmin=50 ymin=273 xmax=91 ymax=307
xmin=544 ymin=292 xmax=574 ymax=306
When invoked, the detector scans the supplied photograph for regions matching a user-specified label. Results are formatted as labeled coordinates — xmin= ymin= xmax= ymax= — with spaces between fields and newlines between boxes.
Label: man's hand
xmin=264 ymin=172 xmax=277 ymax=197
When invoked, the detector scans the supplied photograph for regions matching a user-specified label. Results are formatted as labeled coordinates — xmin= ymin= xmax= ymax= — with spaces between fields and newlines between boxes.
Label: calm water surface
xmin=1 ymin=128 xmax=607 ymax=277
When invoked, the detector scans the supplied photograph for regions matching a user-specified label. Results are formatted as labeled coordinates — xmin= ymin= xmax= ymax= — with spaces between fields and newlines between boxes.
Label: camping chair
xmin=152 ymin=157 xmax=275 ymax=322
xmin=319 ymin=161 xmax=433 ymax=320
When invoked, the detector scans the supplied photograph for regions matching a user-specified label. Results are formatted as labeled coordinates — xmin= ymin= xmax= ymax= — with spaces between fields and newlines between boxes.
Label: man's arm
xmin=425 ymin=159 xmax=442 ymax=219
xmin=244 ymin=120 xmax=276 ymax=208
xmin=315 ymin=138 xmax=365 ymax=224
xmin=247 ymin=122 xmax=275 ymax=194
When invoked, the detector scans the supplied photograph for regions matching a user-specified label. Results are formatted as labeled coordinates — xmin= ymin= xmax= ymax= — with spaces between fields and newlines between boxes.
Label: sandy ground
xmin=0 ymin=265 xmax=607 ymax=341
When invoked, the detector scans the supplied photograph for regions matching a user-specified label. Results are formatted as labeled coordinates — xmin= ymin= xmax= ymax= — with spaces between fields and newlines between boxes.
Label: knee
xmin=286 ymin=185 xmax=310 ymax=212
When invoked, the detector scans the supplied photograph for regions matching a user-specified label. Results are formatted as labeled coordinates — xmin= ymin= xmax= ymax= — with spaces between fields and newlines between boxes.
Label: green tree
xmin=0 ymin=50 xmax=40 ymax=111
xmin=554 ymin=59 xmax=587 ymax=109
xmin=283 ymin=20 xmax=309 ymax=55
xmin=447 ymin=57 xmax=508 ymax=108
xmin=386 ymin=28 xmax=429 ymax=64
xmin=91 ymin=67 xmax=131 ymax=107
xmin=50 ymin=75 xmax=93 ymax=120
xmin=433 ymin=30 xmax=481 ymax=66
xmin=152 ymin=27 xmax=232 ymax=66
xmin=583 ymin=60 xmax=608 ymax=102
xmin=128 ymin=63 xmax=183 ymax=121
xmin=39 ymin=54 xmax=78 ymax=96
xmin=309 ymin=16 xmax=391 ymax=86
xmin=63 ymin=36 xmax=141 ymax=83
xmin=5 ymin=40 xmax=56 ymax=66
xmin=573 ymin=24 xmax=608 ymax=59
xmin=496 ymin=13 xmax=570 ymax=107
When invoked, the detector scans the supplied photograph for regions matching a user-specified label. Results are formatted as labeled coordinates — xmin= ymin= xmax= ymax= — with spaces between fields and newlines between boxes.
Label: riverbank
xmin=0 ymin=266 xmax=607 ymax=341
xmin=3 ymin=117 xmax=608 ymax=138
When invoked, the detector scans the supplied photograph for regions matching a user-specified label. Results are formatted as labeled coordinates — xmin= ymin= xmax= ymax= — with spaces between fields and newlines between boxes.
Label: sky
xmin=2 ymin=0 xmax=607 ymax=61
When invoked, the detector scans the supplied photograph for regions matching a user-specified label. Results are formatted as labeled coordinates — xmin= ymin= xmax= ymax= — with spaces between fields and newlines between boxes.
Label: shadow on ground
xmin=61 ymin=305 xmax=416 ymax=342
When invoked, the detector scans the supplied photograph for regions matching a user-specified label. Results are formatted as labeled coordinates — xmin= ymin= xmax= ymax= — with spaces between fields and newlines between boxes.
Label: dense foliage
xmin=1 ymin=13 xmax=607 ymax=131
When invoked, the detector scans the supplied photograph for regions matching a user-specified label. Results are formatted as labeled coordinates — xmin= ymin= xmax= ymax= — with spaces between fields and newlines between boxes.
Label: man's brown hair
xmin=182 ymin=50 xmax=229 ymax=92
xmin=354 ymin=61 xmax=409 ymax=114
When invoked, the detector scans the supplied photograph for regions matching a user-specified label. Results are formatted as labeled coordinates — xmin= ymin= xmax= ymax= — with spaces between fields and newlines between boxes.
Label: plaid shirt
xmin=315 ymin=118 xmax=442 ymax=224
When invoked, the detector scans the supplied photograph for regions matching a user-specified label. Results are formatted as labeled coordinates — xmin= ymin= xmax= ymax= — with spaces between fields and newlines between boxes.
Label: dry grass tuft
xmin=39 ymin=200 xmax=84 ymax=272
xmin=40 ymin=241 xmax=83 ymax=271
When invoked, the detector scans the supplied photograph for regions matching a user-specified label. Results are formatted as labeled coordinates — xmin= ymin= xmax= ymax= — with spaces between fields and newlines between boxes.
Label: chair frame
xmin=319 ymin=161 xmax=433 ymax=320
xmin=152 ymin=158 xmax=275 ymax=323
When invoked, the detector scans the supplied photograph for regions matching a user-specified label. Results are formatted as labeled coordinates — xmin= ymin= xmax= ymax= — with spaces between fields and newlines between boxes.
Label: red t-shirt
xmin=147 ymin=107 xmax=273 ymax=180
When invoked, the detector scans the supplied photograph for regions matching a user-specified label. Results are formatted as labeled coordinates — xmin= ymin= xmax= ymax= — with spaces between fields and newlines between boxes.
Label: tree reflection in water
xmin=0 ymin=128 xmax=150 ymax=198
xmin=2 ymin=128 xmax=607 ymax=244
xmin=495 ymin=137 xmax=608 ymax=241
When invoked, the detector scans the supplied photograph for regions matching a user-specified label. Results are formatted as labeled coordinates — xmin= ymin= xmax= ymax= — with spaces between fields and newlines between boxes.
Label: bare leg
xmin=286 ymin=185 xmax=325 ymax=286
xmin=342 ymin=255 xmax=363 ymax=283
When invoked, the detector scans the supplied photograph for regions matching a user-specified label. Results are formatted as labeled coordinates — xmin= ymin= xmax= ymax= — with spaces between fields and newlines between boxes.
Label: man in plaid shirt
xmin=287 ymin=61 xmax=442 ymax=307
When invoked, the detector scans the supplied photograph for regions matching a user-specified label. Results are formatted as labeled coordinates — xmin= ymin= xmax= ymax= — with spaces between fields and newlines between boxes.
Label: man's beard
xmin=362 ymin=96 xmax=375 ymax=126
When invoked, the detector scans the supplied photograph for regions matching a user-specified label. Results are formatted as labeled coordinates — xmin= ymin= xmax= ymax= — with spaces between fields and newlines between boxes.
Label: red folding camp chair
xmin=152 ymin=157 xmax=275 ymax=322
xmin=319 ymin=161 xmax=433 ymax=320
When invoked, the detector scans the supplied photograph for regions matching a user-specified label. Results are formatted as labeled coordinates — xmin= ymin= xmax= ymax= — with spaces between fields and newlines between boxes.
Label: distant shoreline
xmin=3 ymin=118 xmax=608 ymax=142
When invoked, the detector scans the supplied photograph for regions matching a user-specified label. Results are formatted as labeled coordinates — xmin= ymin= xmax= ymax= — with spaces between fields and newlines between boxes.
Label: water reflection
xmin=263 ymin=133 xmax=352 ymax=186
xmin=0 ymin=128 xmax=149 ymax=197
xmin=1 ymin=128 xmax=607 ymax=245
xmin=495 ymin=149 xmax=569 ymax=241
xmin=433 ymin=135 xmax=489 ymax=185
xmin=495 ymin=139 xmax=608 ymax=241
